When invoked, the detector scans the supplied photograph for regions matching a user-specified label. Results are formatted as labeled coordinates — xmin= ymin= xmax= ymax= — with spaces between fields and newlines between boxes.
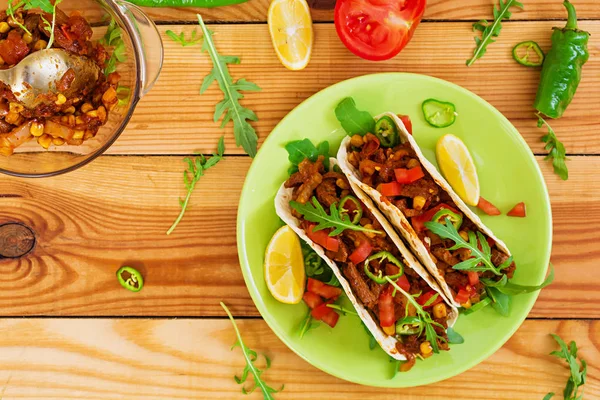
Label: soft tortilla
xmin=337 ymin=112 xmax=512 ymax=308
xmin=275 ymin=158 xmax=458 ymax=361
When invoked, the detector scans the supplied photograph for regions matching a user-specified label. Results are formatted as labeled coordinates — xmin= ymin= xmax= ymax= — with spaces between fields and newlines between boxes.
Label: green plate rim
xmin=236 ymin=72 xmax=552 ymax=387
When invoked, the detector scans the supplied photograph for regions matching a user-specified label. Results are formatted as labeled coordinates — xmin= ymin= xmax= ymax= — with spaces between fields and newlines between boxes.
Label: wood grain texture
xmin=0 ymin=319 xmax=595 ymax=399
xmin=113 ymin=22 xmax=600 ymax=156
xmin=138 ymin=0 xmax=600 ymax=23
xmin=0 ymin=156 xmax=595 ymax=317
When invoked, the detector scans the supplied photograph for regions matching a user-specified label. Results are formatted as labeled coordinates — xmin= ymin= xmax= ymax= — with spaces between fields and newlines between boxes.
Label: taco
xmin=337 ymin=112 xmax=516 ymax=308
xmin=275 ymin=155 xmax=458 ymax=369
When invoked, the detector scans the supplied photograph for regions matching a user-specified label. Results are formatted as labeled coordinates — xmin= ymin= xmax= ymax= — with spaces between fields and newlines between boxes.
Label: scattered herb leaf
xmin=481 ymin=264 xmax=554 ymax=296
xmin=467 ymin=0 xmax=524 ymax=66
xmin=461 ymin=296 xmax=492 ymax=315
xmin=486 ymin=286 xmax=510 ymax=317
xmin=167 ymin=136 xmax=225 ymax=235
xmin=537 ymin=114 xmax=568 ymax=180
xmin=8 ymin=0 xmax=62 ymax=46
xmin=100 ymin=19 xmax=127 ymax=75
xmin=221 ymin=302 xmax=283 ymax=399
xmin=446 ymin=327 xmax=465 ymax=344
xmin=285 ymin=139 xmax=330 ymax=175
xmin=389 ymin=356 xmax=401 ymax=379
xmin=546 ymin=334 xmax=587 ymax=400
xmin=290 ymin=197 xmax=382 ymax=237
xmin=166 ymin=29 xmax=202 ymax=47
xmin=116 ymin=85 xmax=131 ymax=108
xmin=326 ymin=303 xmax=358 ymax=316
xmin=197 ymin=14 xmax=261 ymax=157
xmin=297 ymin=307 xmax=320 ymax=339
xmin=362 ymin=321 xmax=377 ymax=350
xmin=335 ymin=97 xmax=375 ymax=136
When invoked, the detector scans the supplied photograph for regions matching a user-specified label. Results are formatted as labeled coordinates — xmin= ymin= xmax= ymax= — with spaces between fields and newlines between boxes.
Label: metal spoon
xmin=0 ymin=48 xmax=101 ymax=109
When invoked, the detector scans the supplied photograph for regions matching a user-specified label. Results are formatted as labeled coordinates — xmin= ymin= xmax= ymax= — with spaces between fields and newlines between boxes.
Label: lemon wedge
xmin=436 ymin=134 xmax=480 ymax=206
xmin=264 ymin=225 xmax=305 ymax=304
xmin=268 ymin=0 xmax=313 ymax=71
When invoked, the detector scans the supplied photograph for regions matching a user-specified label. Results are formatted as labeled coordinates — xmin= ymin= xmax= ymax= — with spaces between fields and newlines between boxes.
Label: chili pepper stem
xmin=564 ymin=0 xmax=578 ymax=30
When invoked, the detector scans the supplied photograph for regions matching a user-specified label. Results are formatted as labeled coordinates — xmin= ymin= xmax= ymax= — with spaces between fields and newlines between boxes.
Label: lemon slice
xmin=264 ymin=225 xmax=306 ymax=304
xmin=268 ymin=0 xmax=313 ymax=71
xmin=436 ymin=134 xmax=480 ymax=206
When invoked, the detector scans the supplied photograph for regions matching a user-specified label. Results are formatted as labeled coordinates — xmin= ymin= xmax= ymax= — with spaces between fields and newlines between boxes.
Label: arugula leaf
xmin=297 ymin=307 xmax=320 ymax=339
xmin=100 ymin=19 xmax=127 ymax=76
xmin=291 ymin=197 xmax=382 ymax=236
xmin=335 ymin=97 xmax=375 ymax=136
xmin=198 ymin=14 xmax=261 ymax=157
xmin=285 ymin=139 xmax=330 ymax=174
xmin=482 ymin=264 xmax=554 ymax=295
xmin=221 ymin=302 xmax=283 ymax=399
xmin=548 ymin=334 xmax=587 ymax=400
xmin=486 ymin=286 xmax=510 ymax=317
xmin=362 ymin=321 xmax=377 ymax=350
xmin=543 ymin=393 xmax=555 ymax=400
xmin=167 ymin=136 xmax=225 ymax=235
xmin=461 ymin=296 xmax=492 ymax=315
xmin=446 ymin=327 xmax=464 ymax=344
xmin=467 ymin=0 xmax=524 ymax=66
xmin=326 ymin=303 xmax=358 ymax=316
xmin=389 ymin=356 xmax=401 ymax=379
xmin=8 ymin=0 xmax=61 ymax=45
xmin=166 ymin=29 xmax=202 ymax=47
xmin=537 ymin=114 xmax=568 ymax=180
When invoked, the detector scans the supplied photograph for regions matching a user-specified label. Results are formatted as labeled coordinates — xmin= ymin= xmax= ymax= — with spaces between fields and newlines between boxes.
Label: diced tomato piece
xmin=477 ymin=197 xmax=501 ymax=216
xmin=378 ymin=285 xmax=395 ymax=328
xmin=398 ymin=114 xmax=412 ymax=135
xmin=507 ymin=202 xmax=527 ymax=218
xmin=455 ymin=289 xmax=470 ymax=304
xmin=396 ymin=274 xmax=411 ymax=292
xmin=467 ymin=271 xmax=479 ymax=286
xmin=395 ymin=166 xmax=425 ymax=184
xmin=349 ymin=241 xmax=373 ymax=265
xmin=486 ymin=236 xmax=495 ymax=248
xmin=302 ymin=291 xmax=323 ymax=309
xmin=307 ymin=278 xmax=343 ymax=299
xmin=305 ymin=224 xmax=340 ymax=252
xmin=321 ymin=309 xmax=340 ymax=328
xmin=411 ymin=203 xmax=460 ymax=232
xmin=311 ymin=300 xmax=334 ymax=320
xmin=362 ymin=134 xmax=380 ymax=157
xmin=379 ymin=182 xmax=403 ymax=197
xmin=417 ymin=291 xmax=443 ymax=308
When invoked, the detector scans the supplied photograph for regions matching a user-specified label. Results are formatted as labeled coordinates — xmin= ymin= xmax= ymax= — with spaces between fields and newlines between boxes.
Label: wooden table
xmin=0 ymin=0 xmax=598 ymax=398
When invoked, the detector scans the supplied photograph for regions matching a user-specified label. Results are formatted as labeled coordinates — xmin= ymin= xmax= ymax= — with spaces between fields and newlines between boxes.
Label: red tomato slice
xmin=396 ymin=274 xmax=411 ymax=292
xmin=411 ymin=203 xmax=460 ymax=232
xmin=307 ymin=278 xmax=343 ymax=299
xmin=334 ymin=0 xmax=426 ymax=61
xmin=321 ymin=309 xmax=340 ymax=328
xmin=477 ymin=197 xmax=502 ymax=216
xmin=311 ymin=300 xmax=335 ymax=320
xmin=305 ymin=224 xmax=340 ymax=252
xmin=379 ymin=181 xmax=403 ymax=197
xmin=378 ymin=285 xmax=395 ymax=327
xmin=507 ymin=202 xmax=527 ymax=218
xmin=398 ymin=114 xmax=412 ymax=135
xmin=349 ymin=240 xmax=373 ymax=265
xmin=302 ymin=291 xmax=323 ymax=309
xmin=455 ymin=289 xmax=470 ymax=304
xmin=417 ymin=291 xmax=443 ymax=308
xmin=395 ymin=166 xmax=424 ymax=184
xmin=467 ymin=271 xmax=479 ymax=286
xmin=362 ymin=134 xmax=380 ymax=156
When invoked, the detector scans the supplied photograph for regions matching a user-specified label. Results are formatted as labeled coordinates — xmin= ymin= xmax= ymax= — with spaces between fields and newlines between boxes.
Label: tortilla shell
xmin=275 ymin=158 xmax=458 ymax=361
xmin=337 ymin=112 xmax=512 ymax=308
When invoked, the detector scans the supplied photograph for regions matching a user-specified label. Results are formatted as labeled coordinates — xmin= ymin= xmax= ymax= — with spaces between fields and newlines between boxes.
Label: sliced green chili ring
xmin=374 ymin=116 xmax=399 ymax=148
xmin=431 ymin=209 xmax=463 ymax=230
xmin=364 ymin=251 xmax=405 ymax=284
xmin=116 ymin=266 xmax=144 ymax=292
xmin=512 ymin=41 xmax=545 ymax=67
xmin=422 ymin=98 xmax=457 ymax=128
xmin=339 ymin=195 xmax=363 ymax=224
xmin=395 ymin=316 xmax=423 ymax=335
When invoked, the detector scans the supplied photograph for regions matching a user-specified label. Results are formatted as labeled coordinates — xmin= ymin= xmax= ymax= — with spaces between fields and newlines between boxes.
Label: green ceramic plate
xmin=237 ymin=73 xmax=552 ymax=387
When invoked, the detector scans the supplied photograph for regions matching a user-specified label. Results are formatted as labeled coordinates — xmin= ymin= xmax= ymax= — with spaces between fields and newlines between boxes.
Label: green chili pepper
xmin=364 ymin=251 xmax=405 ymax=284
xmin=534 ymin=0 xmax=590 ymax=119
xmin=116 ymin=266 xmax=144 ymax=292
xmin=421 ymin=99 xmax=457 ymax=128
xmin=339 ymin=195 xmax=363 ymax=224
xmin=374 ymin=116 xmax=399 ymax=148
xmin=431 ymin=209 xmax=463 ymax=230
xmin=395 ymin=316 xmax=423 ymax=335
xmin=127 ymin=0 xmax=248 ymax=7
xmin=512 ymin=41 xmax=545 ymax=67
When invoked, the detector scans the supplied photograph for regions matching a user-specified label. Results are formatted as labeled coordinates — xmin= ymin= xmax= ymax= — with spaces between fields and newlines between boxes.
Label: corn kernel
xmin=0 ymin=22 xmax=10 ymax=33
xmin=60 ymin=115 xmax=69 ymax=124
xmin=86 ymin=110 xmax=98 ymax=118
xmin=68 ymin=115 xmax=75 ymax=126
xmin=350 ymin=134 xmax=363 ymax=147
xmin=55 ymin=93 xmax=67 ymax=105
xmin=382 ymin=325 xmax=395 ymax=336
xmin=22 ymin=32 xmax=32 ymax=44
xmin=459 ymin=230 xmax=469 ymax=241
xmin=33 ymin=39 xmax=48 ymax=51
xmin=97 ymin=106 xmax=107 ymax=123
xmin=73 ymin=130 xmax=84 ymax=140
xmin=363 ymin=224 xmax=376 ymax=239
xmin=407 ymin=158 xmax=419 ymax=169
xmin=80 ymin=103 xmax=93 ymax=113
xmin=37 ymin=134 xmax=52 ymax=149
xmin=83 ymin=130 xmax=94 ymax=140
xmin=64 ymin=106 xmax=76 ymax=114
xmin=52 ymin=137 xmax=65 ymax=146
xmin=413 ymin=195 xmax=426 ymax=211
xmin=0 ymin=55 xmax=5 ymax=66
xmin=7 ymin=17 xmax=22 ymax=28
xmin=75 ymin=116 xmax=84 ymax=125
xmin=420 ymin=341 xmax=433 ymax=355
xmin=29 ymin=122 xmax=44 ymax=137
xmin=5 ymin=111 xmax=21 ymax=125
xmin=461 ymin=298 xmax=472 ymax=309
xmin=9 ymin=102 xmax=24 ymax=113
xmin=433 ymin=303 xmax=447 ymax=319
xmin=336 ymin=178 xmax=349 ymax=190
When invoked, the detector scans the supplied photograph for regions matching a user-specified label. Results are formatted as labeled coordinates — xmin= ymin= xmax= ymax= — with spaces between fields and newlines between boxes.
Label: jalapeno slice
xmin=116 ymin=266 xmax=144 ymax=292
xmin=395 ymin=316 xmax=423 ymax=335
xmin=339 ymin=195 xmax=363 ymax=224
xmin=374 ymin=116 xmax=399 ymax=148
xmin=364 ymin=251 xmax=405 ymax=284
xmin=422 ymin=98 xmax=457 ymax=128
xmin=512 ymin=41 xmax=545 ymax=67
xmin=431 ymin=209 xmax=463 ymax=230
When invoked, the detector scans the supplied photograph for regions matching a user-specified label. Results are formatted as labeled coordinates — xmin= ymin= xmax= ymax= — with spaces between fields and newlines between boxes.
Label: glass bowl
xmin=0 ymin=0 xmax=163 ymax=177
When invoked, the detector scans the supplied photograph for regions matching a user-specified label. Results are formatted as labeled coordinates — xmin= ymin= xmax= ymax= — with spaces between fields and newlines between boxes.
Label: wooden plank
xmin=112 ymin=22 xmax=600 ymax=156
xmin=0 ymin=156 xmax=596 ymax=317
xmin=0 ymin=318 xmax=595 ymax=399
xmin=136 ymin=0 xmax=600 ymax=23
